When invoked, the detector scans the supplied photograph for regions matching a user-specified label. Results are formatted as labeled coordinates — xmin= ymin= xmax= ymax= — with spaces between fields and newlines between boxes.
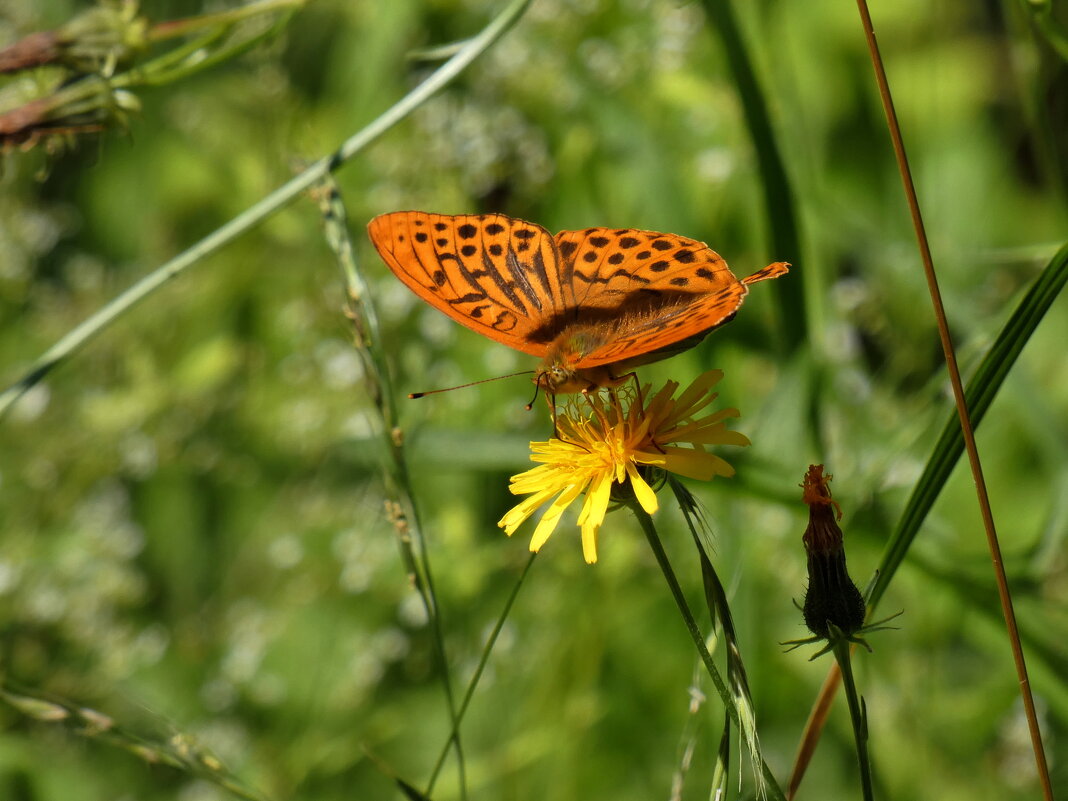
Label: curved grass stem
xmin=425 ymin=552 xmax=537 ymax=796
xmin=0 ymin=0 xmax=534 ymax=421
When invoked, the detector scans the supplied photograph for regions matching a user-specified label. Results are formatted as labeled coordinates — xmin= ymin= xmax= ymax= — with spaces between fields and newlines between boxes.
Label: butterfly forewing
xmin=368 ymin=211 xmax=565 ymax=357
xmin=552 ymin=227 xmax=747 ymax=368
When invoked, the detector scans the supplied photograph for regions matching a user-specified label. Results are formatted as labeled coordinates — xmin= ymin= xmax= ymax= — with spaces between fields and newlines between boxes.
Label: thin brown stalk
xmin=786 ymin=662 xmax=840 ymax=800
xmin=797 ymin=3 xmax=1054 ymax=799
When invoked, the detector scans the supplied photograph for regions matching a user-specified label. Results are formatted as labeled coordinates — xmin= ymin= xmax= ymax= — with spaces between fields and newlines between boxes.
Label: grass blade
xmin=670 ymin=477 xmax=764 ymax=797
xmin=698 ymin=0 xmax=806 ymax=351
xmin=869 ymin=254 xmax=1068 ymax=605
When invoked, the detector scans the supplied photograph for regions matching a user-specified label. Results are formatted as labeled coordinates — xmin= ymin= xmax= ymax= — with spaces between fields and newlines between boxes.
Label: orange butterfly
xmin=367 ymin=211 xmax=789 ymax=394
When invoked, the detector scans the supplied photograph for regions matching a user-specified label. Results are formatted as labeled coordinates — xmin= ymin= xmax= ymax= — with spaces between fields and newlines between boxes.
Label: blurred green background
xmin=1 ymin=0 xmax=1067 ymax=799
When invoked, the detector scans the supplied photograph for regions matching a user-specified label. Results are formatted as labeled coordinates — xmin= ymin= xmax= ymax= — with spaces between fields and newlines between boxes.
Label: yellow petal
xmin=581 ymin=519 xmax=599 ymax=563
xmin=625 ymin=462 xmax=659 ymax=514
xmin=631 ymin=449 xmax=667 ymax=468
xmin=498 ymin=486 xmax=561 ymax=534
xmin=577 ymin=470 xmax=613 ymax=529
xmin=656 ymin=447 xmax=733 ymax=481
xmin=675 ymin=370 xmax=723 ymax=412
xmin=528 ymin=482 xmax=586 ymax=552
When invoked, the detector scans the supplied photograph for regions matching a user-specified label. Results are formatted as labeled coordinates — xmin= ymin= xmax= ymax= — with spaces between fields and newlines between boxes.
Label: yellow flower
xmin=498 ymin=370 xmax=750 ymax=563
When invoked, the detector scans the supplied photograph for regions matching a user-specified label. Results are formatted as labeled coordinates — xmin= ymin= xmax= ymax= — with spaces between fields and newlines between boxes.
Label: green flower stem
xmin=425 ymin=552 xmax=537 ymax=795
xmin=832 ymin=640 xmax=874 ymax=801
xmin=0 ymin=0 xmax=534 ymax=421
xmin=629 ymin=501 xmax=786 ymax=801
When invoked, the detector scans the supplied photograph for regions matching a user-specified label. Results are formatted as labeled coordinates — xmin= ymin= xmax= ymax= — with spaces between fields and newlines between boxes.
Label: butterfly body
xmin=537 ymin=325 xmax=627 ymax=393
xmin=367 ymin=211 xmax=789 ymax=395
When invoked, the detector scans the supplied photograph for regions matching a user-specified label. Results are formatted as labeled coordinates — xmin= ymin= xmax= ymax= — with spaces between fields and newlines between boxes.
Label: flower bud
xmin=800 ymin=464 xmax=865 ymax=639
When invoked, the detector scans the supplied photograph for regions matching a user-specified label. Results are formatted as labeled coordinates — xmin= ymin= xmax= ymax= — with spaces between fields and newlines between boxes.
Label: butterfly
xmin=367 ymin=211 xmax=789 ymax=394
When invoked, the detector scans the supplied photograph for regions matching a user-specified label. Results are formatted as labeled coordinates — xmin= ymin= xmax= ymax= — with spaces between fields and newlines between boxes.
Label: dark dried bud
xmin=800 ymin=465 xmax=865 ymax=639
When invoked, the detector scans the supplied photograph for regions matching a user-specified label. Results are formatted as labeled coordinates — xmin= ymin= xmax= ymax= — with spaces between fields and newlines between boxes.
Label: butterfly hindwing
xmin=368 ymin=212 xmax=566 ymax=357
xmin=575 ymin=290 xmax=749 ymax=368
xmin=553 ymin=227 xmax=748 ymax=368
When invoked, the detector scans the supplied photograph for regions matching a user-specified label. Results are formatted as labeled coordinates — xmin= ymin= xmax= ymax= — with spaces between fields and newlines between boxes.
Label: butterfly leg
xmin=610 ymin=373 xmax=669 ymax=453
xmin=607 ymin=371 xmax=644 ymax=413
xmin=580 ymin=387 xmax=616 ymax=434
xmin=545 ymin=393 xmax=594 ymax=450
xmin=542 ymin=392 xmax=561 ymax=438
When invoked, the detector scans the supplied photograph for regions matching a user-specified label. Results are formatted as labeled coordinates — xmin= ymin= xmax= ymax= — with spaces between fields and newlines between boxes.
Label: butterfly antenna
xmin=524 ymin=382 xmax=540 ymax=412
xmin=408 ymin=371 xmax=535 ymax=399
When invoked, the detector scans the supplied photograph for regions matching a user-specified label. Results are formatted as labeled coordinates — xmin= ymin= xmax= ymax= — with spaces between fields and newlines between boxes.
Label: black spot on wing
xmin=491 ymin=309 xmax=518 ymax=331
xmin=530 ymin=247 xmax=555 ymax=310
xmin=446 ymin=292 xmax=487 ymax=305
xmin=573 ymin=268 xmax=651 ymax=285
xmin=458 ymin=224 xmax=477 ymax=239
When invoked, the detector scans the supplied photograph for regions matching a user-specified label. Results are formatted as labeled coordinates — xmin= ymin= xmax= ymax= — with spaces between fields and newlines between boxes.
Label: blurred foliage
xmin=1 ymin=1 xmax=1067 ymax=800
